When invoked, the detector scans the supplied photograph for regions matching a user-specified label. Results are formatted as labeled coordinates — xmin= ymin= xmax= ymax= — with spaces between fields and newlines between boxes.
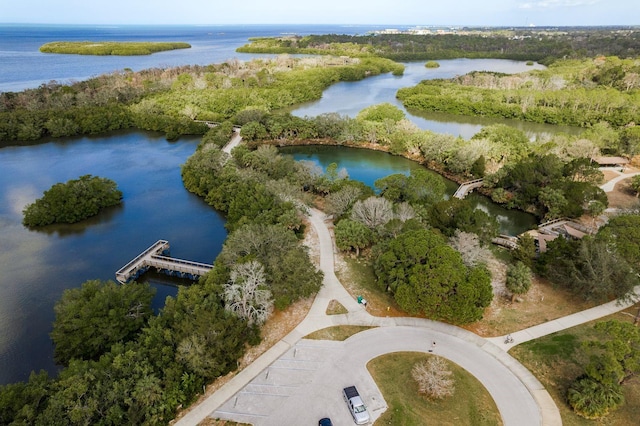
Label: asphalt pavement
xmin=175 ymin=207 xmax=638 ymax=426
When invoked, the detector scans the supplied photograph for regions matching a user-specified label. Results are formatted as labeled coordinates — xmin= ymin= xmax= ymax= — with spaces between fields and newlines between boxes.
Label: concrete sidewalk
xmin=488 ymin=289 xmax=639 ymax=350
xmin=599 ymin=170 xmax=640 ymax=192
xmin=172 ymin=208 xmax=640 ymax=426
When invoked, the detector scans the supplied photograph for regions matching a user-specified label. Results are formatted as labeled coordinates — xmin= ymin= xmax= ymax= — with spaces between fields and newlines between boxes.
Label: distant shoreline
xmin=39 ymin=41 xmax=191 ymax=56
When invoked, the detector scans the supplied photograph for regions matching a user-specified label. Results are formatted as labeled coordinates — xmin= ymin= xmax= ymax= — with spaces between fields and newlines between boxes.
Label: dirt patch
xmin=465 ymin=276 xmax=595 ymax=337
xmin=607 ymin=178 xmax=640 ymax=210
xmin=601 ymin=166 xmax=640 ymax=210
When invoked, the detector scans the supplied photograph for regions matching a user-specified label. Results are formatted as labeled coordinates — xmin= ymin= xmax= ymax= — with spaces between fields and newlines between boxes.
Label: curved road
xmin=176 ymin=208 xmax=561 ymax=425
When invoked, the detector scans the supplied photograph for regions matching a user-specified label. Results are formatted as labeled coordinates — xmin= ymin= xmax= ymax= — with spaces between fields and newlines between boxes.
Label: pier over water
xmin=115 ymin=240 xmax=213 ymax=284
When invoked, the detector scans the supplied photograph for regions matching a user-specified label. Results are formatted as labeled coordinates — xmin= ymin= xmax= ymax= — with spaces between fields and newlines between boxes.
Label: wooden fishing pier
xmin=115 ymin=240 xmax=213 ymax=284
xmin=453 ymin=178 xmax=484 ymax=199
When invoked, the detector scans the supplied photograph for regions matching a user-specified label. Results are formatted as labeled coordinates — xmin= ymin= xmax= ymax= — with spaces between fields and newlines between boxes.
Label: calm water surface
xmin=280 ymin=145 xmax=537 ymax=235
xmin=1 ymin=24 xmax=572 ymax=385
xmin=0 ymin=24 xmax=390 ymax=92
xmin=0 ymin=132 xmax=227 ymax=384
xmin=290 ymin=59 xmax=582 ymax=139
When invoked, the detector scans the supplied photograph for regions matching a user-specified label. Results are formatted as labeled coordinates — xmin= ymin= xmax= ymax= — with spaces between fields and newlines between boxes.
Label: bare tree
xmin=325 ymin=185 xmax=362 ymax=217
xmin=394 ymin=202 xmax=416 ymax=222
xmin=223 ymin=261 xmax=273 ymax=325
xmin=266 ymin=178 xmax=311 ymax=210
xmin=351 ymin=196 xmax=393 ymax=229
xmin=412 ymin=357 xmax=455 ymax=400
xmin=448 ymin=230 xmax=491 ymax=267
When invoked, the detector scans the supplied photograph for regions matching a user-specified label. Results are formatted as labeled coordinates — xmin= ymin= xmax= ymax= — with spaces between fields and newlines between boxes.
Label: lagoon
xmin=0 ymin=24 xmax=574 ymax=385
xmin=280 ymin=145 xmax=537 ymax=235
xmin=0 ymin=132 xmax=227 ymax=384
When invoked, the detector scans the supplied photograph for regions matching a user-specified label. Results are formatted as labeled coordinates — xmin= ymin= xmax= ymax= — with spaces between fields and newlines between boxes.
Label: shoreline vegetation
xmin=22 ymin=175 xmax=123 ymax=227
xmin=39 ymin=41 xmax=191 ymax=56
xmin=236 ymin=27 xmax=640 ymax=62
xmin=1 ymin=28 xmax=640 ymax=425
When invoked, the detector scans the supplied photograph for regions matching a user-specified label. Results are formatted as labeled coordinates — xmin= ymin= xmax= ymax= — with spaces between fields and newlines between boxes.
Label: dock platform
xmin=453 ymin=179 xmax=484 ymax=199
xmin=115 ymin=240 xmax=213 ymax=283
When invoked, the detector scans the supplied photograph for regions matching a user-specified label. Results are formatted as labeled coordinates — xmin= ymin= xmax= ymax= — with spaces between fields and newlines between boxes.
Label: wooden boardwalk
xmin=453 ymin=179 xmax=484 ymax=199
xmin=492 ymin=234 xmax=519 ymax=250
xmin=115 ymin=240 xmax=213 ymax=283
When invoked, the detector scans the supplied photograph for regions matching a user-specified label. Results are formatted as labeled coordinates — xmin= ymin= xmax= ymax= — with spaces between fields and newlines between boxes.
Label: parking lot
xmin=212 ymin=338 xmax=386 ymax=425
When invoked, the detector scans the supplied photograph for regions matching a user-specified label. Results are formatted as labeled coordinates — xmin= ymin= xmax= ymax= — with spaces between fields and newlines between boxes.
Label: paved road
xmin=175 ymin=209 xmax=563 ymax=426
xmin=213 ymin=326 xmax=545 ymax=426
xmin=222 ymin=130 xmax=242 ymax=154
xmin=172 ymin=143 xmax=640 ymax=426
xmin=599 ymin=169 xmax=640 ymax=192
xmin=179 ymin=200 xmax=637 ymax=424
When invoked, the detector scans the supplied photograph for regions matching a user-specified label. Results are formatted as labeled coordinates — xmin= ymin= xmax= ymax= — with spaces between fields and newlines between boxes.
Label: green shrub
xmin=22 ymin=175 xmax=122 ymax=227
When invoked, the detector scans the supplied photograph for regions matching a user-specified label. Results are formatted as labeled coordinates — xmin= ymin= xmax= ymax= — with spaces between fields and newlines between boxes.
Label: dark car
xmin=319 ymin=418 xmax=333 ymax=426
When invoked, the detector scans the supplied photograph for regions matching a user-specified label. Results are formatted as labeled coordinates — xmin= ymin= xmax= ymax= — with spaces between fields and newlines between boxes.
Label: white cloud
xmin=519 ymin=0 xmax=601 ymax=9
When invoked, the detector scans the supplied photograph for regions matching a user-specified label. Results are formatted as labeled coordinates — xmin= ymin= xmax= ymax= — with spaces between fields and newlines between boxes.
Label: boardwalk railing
xmin=492 ymin=234 xmax=519 ymax=250
xmin=453 ymin=178 xmax=484 ymax=199
xmin=115 ymin=240 xmax=213 ymax=283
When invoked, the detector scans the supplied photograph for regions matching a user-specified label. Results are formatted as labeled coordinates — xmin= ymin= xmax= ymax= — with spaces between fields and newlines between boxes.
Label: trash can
xmin=357 ymin=296 xmax=363 ymax=304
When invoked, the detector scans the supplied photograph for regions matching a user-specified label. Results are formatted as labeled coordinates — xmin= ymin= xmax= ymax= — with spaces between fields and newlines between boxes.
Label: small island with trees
xmin=2 ymin=25 xmax=640 ymax=425
xmin=22 ymin=175 xmax=123 ymax=227
xmin=39 ymin=41 xmax=191 ymax=56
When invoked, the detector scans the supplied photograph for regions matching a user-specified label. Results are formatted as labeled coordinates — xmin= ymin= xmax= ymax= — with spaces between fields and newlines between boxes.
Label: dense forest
xmin=233 ymin=103 xmax=608 ymax=220
xmin=398 ymin=56 xmax=640 ymax=135
xmin=237 ymin=27 xmax=640 ymax=62
xmin=0 ymin=56 xmax=403 ymax=144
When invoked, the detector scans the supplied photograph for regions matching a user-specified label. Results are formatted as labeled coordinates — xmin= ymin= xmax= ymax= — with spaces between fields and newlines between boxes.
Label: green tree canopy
xmin=630 ymin=175 xmax=640 ymax=195
xmin=216 ymin=223 xmax=323 ymax=310
xmin=374 ymin=168 xmax=446 ymax=206
xmin=374 ymin=229 xmax=492 ymax=323
xmin=428 ymin=198 xmax=499 ymax=243
xmin=22 ymin=175 xmax=123 ymax=227
xmin=356 ymin=103 xmax=405 ymax=123
xmin=541 ymin=236 xmax=639 ymax=302
xmin=50 ymin=280 xmax=155 ymax=365
xmin=335 ymin=218 xmax=374 ymax=256
xmin=505 ymin=261 xmax=532 ymax=301
xmin=596 ymin=214 xmax=640 ymax=266
xmin=568 ymin=320 xmax=640 ymax=419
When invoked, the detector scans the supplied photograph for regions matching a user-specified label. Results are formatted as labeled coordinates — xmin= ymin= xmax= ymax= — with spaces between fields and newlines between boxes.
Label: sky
xmin=0 ymin=0 xmax=637 ymax=27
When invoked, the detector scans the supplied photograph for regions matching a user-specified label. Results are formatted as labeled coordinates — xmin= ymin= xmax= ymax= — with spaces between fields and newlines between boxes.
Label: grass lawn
xmin=305 ymin=325 xmax=373 ymax=341
xmin=368 ymin=352 xmax=502 ymax=426
xmin=335 ymin=255 xmax=409 ymax=317
xmin=510 ymin=306 xmax=640 ymax=426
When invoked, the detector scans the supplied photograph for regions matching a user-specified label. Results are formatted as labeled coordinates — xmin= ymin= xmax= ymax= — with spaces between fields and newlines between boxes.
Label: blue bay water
xmin=0 ymin=23 xmax=395 ymax=92
xmin=0 ymin=24 xmax=558 ymax=385
xmin=0 ymin=22 xmax=397 ymax=385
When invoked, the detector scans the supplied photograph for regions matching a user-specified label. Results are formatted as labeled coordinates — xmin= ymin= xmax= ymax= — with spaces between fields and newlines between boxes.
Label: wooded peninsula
xmin=1 ymin=27 xmax=640 ymax=425
xmin=39 ymin=41 xmax=191 ymax=56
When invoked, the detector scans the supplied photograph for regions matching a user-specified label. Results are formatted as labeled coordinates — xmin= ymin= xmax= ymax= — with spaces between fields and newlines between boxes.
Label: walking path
xmin=175 ymin=206 xmax=638 ymax=426
xmin=222 ymin=130 xmax=242 ymax=154
xmin=599 ymin=169 xmax=640 ymax=192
